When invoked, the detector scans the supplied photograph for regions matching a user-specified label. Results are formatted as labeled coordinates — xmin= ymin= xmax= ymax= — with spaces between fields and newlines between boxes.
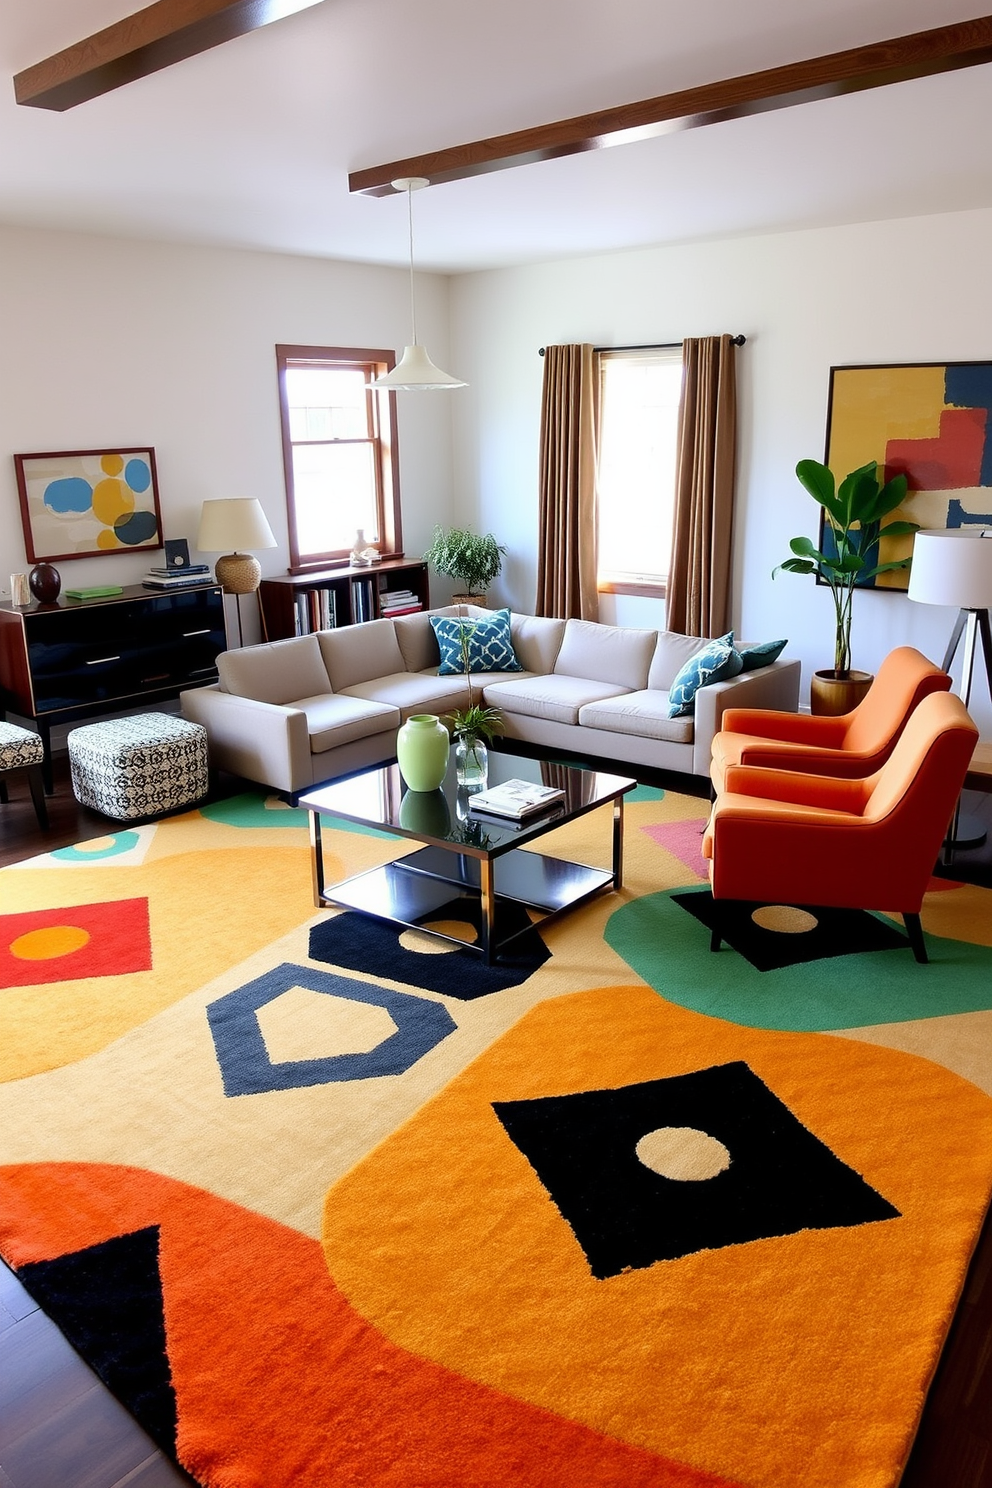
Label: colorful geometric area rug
xmin=2 ymin=785 xmax=992 ymax=1488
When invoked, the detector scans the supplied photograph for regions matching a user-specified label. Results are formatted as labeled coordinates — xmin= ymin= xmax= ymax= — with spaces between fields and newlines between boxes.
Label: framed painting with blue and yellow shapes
xmin=14 ymin=447 xmax=163 ymax=563
xmin=819 ymin=361 xmax=992 ymax=591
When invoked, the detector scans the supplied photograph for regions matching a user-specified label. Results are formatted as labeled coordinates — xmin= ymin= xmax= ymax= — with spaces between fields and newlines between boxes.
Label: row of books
xmin=293 ymin=587 xmax=339 ymax=634
xmin=142 ymin=563 xmax=213 ymax=591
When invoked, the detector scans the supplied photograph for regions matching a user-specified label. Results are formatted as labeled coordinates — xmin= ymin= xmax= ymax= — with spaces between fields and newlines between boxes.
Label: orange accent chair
xmin=710 ymin=646 xmax=950 ymax=790
xmin=702 ymin=691 xmax=979 ymax=963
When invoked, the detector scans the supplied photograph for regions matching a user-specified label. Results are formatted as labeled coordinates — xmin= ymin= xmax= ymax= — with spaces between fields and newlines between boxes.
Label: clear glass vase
xmin=454 ymin=734 xmax=488 ymax=788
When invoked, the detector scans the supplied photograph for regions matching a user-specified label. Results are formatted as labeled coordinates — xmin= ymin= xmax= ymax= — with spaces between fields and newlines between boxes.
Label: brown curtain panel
xmin=666 ymin=334 xmax=739 ymax=638
xmin=536 ymin=344 xmax=599 ymax=621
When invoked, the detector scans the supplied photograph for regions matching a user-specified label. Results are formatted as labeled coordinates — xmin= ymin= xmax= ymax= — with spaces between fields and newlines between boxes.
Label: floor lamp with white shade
xmin=908 ymin=527 xmax=992 ymax=848
xmin=197 ymin=498 xmax=277 ymax=647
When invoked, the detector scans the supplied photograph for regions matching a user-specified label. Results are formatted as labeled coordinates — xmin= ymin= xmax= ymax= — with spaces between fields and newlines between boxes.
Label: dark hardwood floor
xmin=0 ymin=758 xmax=990 ymax=1487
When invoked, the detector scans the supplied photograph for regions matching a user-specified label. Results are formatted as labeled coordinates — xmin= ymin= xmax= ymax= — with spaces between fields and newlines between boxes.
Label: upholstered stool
xmin=0 ymin=721 xmax=48 ymax=829
xmin=68 ymin=713 xmax=208 ymax=821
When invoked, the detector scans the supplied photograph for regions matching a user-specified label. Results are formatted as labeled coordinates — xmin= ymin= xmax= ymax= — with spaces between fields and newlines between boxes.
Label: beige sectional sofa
xmin=180 ymin=604 xmax=801 ymax=796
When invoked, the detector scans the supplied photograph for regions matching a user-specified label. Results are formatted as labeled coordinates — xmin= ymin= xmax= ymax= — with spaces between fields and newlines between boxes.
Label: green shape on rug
xmin=626 ymin=783 xmax=665 ymax=803
xmin=200 ymin=792 xmax=394 ymax=838
xmin=605 ymin=889 xmax=992 ymax=1032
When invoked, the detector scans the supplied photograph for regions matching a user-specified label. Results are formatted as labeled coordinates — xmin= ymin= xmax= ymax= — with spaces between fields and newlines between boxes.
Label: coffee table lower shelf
xmin=317 ymin=844 xmax=615 ymax=963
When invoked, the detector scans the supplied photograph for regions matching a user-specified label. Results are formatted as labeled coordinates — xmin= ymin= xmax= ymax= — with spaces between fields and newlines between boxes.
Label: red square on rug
xmin=642 ymin=818 xmax=709 ymax=879
xmin=0 ymin=899 xmax=152 ymax=987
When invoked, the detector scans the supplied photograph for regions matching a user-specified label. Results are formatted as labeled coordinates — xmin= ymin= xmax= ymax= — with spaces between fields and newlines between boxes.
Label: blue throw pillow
xmin=667 ymin=633 xmax=743 ymax=717
xmin=738 ymin=638 xmax=788 ymax=671
xmin=431 ymin=608 xmax=523 ymax=675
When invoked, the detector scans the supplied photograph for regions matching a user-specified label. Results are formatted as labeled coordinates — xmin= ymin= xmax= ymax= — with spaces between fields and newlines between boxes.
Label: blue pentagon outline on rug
xmin=206 ymin=962 xmax=458 ymax=1096
xmin=605 ymin=888 xmax=992 ymax=1031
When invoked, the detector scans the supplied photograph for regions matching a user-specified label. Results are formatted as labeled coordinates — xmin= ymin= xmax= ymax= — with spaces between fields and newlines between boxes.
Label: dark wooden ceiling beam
xmin=350 ymin=14 xmax=992 ymax=195
xmin=14 ymin=0 xmax=327 ymax=111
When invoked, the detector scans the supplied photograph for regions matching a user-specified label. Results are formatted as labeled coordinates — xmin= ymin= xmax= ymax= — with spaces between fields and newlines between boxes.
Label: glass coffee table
xmin=299 ymin=752 xmax=636 ymax=964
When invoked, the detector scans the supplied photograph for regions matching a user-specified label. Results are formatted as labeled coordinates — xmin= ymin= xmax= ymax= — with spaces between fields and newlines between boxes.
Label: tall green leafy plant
xmin=423 ymin=526 xmax=506 ymax=596
xmin=774 ymin=459 xmax=919 ymax=676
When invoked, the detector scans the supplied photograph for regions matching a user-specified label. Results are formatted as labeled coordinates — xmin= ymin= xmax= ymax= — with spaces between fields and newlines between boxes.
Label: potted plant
xmin=447 ymin=701 xmax=505 ymax=787
xmin=775 ymin=458 xmax=919 ymax=715
xmin=423 ymin=525 xmax=507 ymax=603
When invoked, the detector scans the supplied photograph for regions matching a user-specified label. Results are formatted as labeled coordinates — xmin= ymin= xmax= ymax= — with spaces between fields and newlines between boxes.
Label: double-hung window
xmin=596 ymin=346 xmax=683 ymax=596
xmin=276 ymin=345 xmax=401 ymax=572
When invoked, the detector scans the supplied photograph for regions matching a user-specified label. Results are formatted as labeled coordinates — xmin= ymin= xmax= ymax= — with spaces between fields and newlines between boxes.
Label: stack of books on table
xmin=379 ymin=588 xmax=422 ymax=617
xmin=468 ymin=779 xmax=566 ymax=824
xmin=142 ymin=565 xmax=212 ymax=590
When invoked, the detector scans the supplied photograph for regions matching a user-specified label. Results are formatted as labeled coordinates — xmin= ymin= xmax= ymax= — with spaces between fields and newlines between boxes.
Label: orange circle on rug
xmin=10 ymin=926 xmax=91 ymax=960
xmin=750 ymin=905 xmax=818 ymax=934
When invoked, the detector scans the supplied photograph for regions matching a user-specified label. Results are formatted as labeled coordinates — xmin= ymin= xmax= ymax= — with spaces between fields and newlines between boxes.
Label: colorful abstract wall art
xmin=823 ymin=363 xmax=992 ymax=590
xmin=14 ymin=448 xmax=162 ymax=562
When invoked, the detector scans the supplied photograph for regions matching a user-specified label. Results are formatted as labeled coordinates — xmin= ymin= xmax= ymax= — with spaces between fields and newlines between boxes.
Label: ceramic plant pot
xmin=810 ymin=669 xmax=873 ymax=716
xmin=395 ymin=713 xmax=450 ymax=791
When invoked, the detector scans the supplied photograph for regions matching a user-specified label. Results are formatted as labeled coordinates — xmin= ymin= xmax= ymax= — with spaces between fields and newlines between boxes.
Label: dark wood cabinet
xmin=259 ymin=558 xmax=429 ymax=641
xmin=0 ymin=584 xmax=226 ymax=787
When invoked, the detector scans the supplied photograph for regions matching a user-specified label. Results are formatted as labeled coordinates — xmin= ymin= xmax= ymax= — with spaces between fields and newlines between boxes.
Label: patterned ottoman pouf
xmin=68 ymin=713 xmax=208 ymax=820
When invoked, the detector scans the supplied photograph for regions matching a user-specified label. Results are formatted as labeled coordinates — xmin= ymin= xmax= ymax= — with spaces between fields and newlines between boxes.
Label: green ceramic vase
xmin=395 ymin=714 xmax=450 ymax=791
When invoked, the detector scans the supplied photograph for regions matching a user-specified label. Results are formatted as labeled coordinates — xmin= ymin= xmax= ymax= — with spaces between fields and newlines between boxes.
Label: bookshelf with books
xmin=259 ymin=558 xmax=429 ymax=640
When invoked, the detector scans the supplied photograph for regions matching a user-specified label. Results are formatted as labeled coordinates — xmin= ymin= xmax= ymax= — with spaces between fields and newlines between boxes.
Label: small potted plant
xmin=423 ymin=525 xmax=506 ymax=603
xmin=447 ymin=701 xmax=505 ymax=787
xmin=775 ymin=458 xmax=919 ymax=715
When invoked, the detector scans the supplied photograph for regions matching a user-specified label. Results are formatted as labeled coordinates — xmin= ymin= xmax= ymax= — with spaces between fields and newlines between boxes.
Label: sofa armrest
xmin=691 ymin=658 xmax=802 ymax=775
xmin=180 ymin=687 xmax=313 ymax=794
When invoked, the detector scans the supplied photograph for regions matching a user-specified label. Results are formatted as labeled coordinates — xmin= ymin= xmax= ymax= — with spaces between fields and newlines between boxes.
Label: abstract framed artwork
xmin=14 ymin=448 xmax=163 ymax=562
xmin=822 ymin=362 xmax=992 ymax=590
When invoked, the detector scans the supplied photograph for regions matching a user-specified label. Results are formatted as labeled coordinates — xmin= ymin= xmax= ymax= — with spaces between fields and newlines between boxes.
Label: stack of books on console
xmin=379 ymin=588 xmax=422 ymax=616
xmin=468 ymin=779 xmax=566 ymax=824
xmin=142 ymin=564 xmax=212 ymax=590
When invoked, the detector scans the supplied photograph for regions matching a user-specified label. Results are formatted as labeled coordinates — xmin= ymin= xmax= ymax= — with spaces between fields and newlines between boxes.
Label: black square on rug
xmin=309 ymin=896 xmax=549 ymax=998
xmin=493 ymin=1062 xmax=900 ymax=1279
xmin=672 ymin=889 xmax=911 ymax=971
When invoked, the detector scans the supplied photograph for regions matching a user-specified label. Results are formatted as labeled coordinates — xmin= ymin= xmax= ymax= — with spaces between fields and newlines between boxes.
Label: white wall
xmin=0 ymin=223 xmax=456 ymax=644
xmin=450 ymin=206 xmax=992 ymax=732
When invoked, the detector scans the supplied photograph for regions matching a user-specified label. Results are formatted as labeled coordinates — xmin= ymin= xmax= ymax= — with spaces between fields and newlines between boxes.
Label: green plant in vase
xmin=447 ymin=702 xmax=504 ymax=788
xmin=774 ymin=458 xmax=919 ymax=709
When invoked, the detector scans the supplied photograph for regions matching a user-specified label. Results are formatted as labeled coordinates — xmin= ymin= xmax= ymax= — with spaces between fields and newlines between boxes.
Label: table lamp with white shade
xmin=908 ymin=526 xmax=992 ymax=848
xmin=197 ymin=498 xmax=277 ymax=594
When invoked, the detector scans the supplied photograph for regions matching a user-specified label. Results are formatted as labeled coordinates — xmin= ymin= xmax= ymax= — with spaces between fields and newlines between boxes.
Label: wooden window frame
xmin=276 ymin=344 xmax=403 ymax=574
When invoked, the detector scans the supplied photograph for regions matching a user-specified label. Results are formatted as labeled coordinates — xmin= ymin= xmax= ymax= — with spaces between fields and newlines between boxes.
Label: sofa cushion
xmin=667 ymin=635 xmax=742 ymax=717
xmin=647 ymin=631 xmax=717 ymax=691
xmin=218 ymin=634 xmax=330 ymax=706
xmin=554 ymin=619 xmax=655 ymax=691
xmin=318 ymin=620 xmax=406 ymax=691
xmin=293 ymin=694 xmax=399 ymax=753
xmin=578 ymin=691 xmax=695 ymax=744
xmin=738 ymin=638 xmax=788 ymax=671
xmin=392 ymin=605 xmax=490 ymax=673
xmin=343 ymin=672 xmax=471 ymax=719
xmin=483 ymin=673 xmax=629 ymax=725
xmin=431 ymin=608 xmax=522 ymax=674
xmin=509 ymin=613 xmax=566 ymax=675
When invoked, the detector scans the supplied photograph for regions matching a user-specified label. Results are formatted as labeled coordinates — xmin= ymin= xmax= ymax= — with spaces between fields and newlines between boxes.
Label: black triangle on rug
xmin=17 ymin=1225 xmax=177 ymax=1456
xmin=672 ymin=889 xmax=912 ymax=972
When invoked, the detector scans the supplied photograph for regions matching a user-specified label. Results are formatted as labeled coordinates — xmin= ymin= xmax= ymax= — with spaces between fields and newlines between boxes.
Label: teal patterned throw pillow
xmin=666 ymin=633 xmax=743 ymax=717
xmin=431 ymin=608 xmax=523 ymax=675
xmin=738 ymin=638 xmax=788 ymax=671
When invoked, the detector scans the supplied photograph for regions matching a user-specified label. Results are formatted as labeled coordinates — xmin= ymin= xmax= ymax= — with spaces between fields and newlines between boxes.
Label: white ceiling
xmin=2 ymin=0 xmax=992 ymax=274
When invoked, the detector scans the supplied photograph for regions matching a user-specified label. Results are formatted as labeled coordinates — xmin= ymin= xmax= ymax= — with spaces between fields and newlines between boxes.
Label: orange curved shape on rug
xmin=0 ymin=1162 xmax=740 ymax=1488
xmin=321 ymin=986 xmax=992 ymax=1488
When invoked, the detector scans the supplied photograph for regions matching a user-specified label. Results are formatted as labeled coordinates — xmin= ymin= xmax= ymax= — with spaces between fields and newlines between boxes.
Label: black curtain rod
xmin=538 ymin=336 xmax=746 ymax=355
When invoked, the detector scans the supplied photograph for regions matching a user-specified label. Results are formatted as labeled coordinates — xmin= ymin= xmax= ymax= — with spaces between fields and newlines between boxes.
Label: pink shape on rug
xmin=643 ymin=819 xmax=709 ymax=879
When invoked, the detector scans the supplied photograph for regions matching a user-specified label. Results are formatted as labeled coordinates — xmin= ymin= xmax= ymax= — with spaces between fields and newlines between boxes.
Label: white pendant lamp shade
xmin=372 ymin=177 xmax=466 ymax=392
xmin=197 ymin=498 xmax=277 ymax=595
xmin=374 ymin=343 xmax=467 ymax=390
xmin=908 ymin=528 xmax=992 ymax=608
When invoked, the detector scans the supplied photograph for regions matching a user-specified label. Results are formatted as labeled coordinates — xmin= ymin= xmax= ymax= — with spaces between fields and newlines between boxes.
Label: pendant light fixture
xmin=372 ymin=177 xmax=466 ymax=391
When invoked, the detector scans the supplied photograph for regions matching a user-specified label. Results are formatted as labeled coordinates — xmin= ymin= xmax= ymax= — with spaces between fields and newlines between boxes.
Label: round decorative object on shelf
xmin=395 ymin=714 xmax=450 ymax=791
xmin=810 ymin=669 xmax=873 ymax=716
xmin=28 ymin=563 xmax=62 ymax=603
xmin=214 ymin=552 xmax=261 ymax=595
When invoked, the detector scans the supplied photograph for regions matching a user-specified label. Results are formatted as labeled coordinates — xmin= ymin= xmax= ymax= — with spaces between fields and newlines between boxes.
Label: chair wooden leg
xmin=27 ymin=765 xmax=49 ymax=830
xmin=904 ymin=912 xmax=928 ymax=964
xmin=710 ymin=925 xmax=722 ymax=952
xmin=0 ymin=776 xmax=7 ymax=803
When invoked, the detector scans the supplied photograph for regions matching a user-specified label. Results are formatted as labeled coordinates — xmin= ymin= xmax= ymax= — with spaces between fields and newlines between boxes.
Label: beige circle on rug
xmin=751 ymin=905 xmax=819 ymax=934
xmin=635 ymin=1126 xmax=731 ymax=1182
xmin=398 ymin=920 xmax=479 ymax=955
